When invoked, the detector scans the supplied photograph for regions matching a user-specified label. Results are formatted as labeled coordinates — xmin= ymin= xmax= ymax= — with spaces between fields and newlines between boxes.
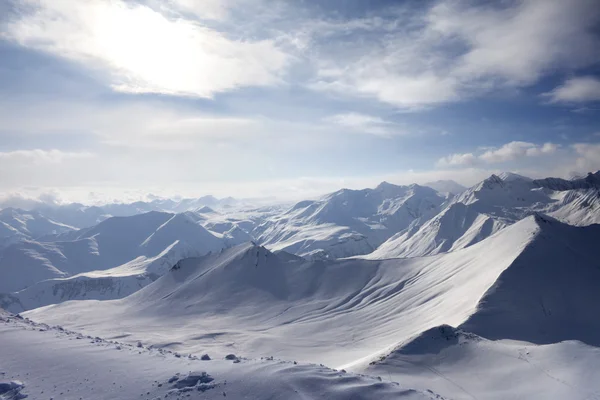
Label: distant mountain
xmin=368 ymin=172 xmax=600 ymax=259
xmin=2 ymin=171 xmax=600 ymax=314
xmin=533 ymin=170 xmax=600 ymax=191
xmin=1 ymin=240 xmax=201 ymax=313
xmin=424 ymin=179 xmax=467 ymax=194
xmin=0 ymin=208 xmax=76 ymax=239
xmin=26 ymin=215 xmax=600 ymax=371
xmin=0 ymin=211 xmax=227 ymax=294
xmin=1 ymin=196 xmax=242 ymax=229
xmin=256 ymin=182 xmax=447 ymax=259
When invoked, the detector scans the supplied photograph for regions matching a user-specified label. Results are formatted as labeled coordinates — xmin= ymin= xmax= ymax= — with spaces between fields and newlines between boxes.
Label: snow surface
xmin=18 ymin=215 xmax=600 ymax=399
xmin=0 ymin=311 xmax=438 ymax=400
xmin=363 ymin=326 xmax=600 ymax=400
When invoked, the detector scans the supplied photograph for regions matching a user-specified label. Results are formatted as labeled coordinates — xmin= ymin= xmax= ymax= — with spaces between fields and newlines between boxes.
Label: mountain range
xmin=1 ymin=171 xmax=600 ymax=399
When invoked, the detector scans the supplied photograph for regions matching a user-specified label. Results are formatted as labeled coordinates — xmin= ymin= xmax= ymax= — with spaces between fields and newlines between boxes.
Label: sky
xmin=1 ymin=0 xmax=600 ymax=204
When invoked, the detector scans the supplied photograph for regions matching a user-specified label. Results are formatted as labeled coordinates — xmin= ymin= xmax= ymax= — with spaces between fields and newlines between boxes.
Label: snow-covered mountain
xmin=26 ymin=215 xmax=592 ymax=363
xmin=533 ymin=170 xmax=600 ymax=191
xmin=2 ymin=171 xmax=599 ymax=310
xmin=0 ymin=208 xmax=76 ymax=239
xmin=21 ymin=215 xmax=600 ymax=400
xmin=0 ymin=211 xmax=228 ymax=296
xmin=255 ymin=182 xmax=447 ymax=259
xmin=368 ymin=172 xmax=600 ymax=258
xmin=1 ymin=240 xmax=201 ymax=313
xmin=4 ymin=195 xmax=243 ymax=229
xmin=2 ymin=172 xmax=599 ymax=399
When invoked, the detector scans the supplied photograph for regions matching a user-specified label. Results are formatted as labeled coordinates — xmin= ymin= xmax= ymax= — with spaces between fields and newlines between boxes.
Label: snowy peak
xmin=533 ymin=171 xmax=600 ymax=191
xmin=497 ymin=171 xmax=532 ymax=182
xmin=472 ymin=174 xmax=505 ymax=190
xmin=259 ymin=181 xmax=446 ymax=259
xmin=135 ymin=242 xmax=290 ymax=308
xmin=373 ymin=181 xmax=412 ymax=198
xmin=0 ymin=208 xmax=76 ymax=238
xmin=459 ymin=215 xmax=600 ymax=346
xmin=195 ymin=206 xmax=216 ymax=214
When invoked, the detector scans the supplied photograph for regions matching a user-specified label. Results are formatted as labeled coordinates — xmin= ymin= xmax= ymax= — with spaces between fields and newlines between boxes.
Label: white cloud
xmin=310 ymin=0 xmax=600 ymax=109
xmin=0 ymin=149 xmax=93 ymax=164
xmin=436 ymin=153 xmax=478 ymax=167
xmin=544 ymin=76 xmax=600 ymax=103
xmin=324 ymin=113 xmax=404 ymax=137
xmin=166 ymin=0 xmax=231 ymax=20
xmin=5 ymin=0 xmax=290 ymax=98
xmin=437 ymin=141 xmax=559 ymax=166
xmin=572 ymin=143 xmax=600 ymax=172
xmin=429 ymin=0 xmax=600 ymax=85
xmin=480 ymin=141 xmax=558 ymax=163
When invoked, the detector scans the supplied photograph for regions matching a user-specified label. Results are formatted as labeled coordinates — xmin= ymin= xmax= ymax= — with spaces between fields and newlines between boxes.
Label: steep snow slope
xmin=459 ymin=215 xmax=600 ymax=345
xmin=1 ymin=240 xmax=202 ymax=313
xmin=0 ymin=237 xmax=100 ymax=293
xmin=0 ymin=211 xmax=227 ymax=294
xmin=362 ymin=326 xmax=600 ymax=400
xmin=26 ymin=216 xmax=546 ymax=368
xmin=34 ymin=203 xmax=109 ymax=229
xmin=0 ymin=208 xmax=75 ymax=238
xmin=256 ymin=182 xmax=446 ymax=259
xmin=546 ymin=188 xmax=600 ymax=225
xmin=533 ymin=170 xmax=600 ymax=191
xmin=369 ymin=173 xmax=600 ymax=259
xmin=0 ymin=311 xmax=438 ymax=400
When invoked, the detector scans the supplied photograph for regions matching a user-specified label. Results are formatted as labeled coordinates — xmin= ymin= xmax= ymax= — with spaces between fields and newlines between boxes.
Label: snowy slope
xmin=369 ymin=173 xmax=600 ymax=259
xmin=0 ymin=311 xmax=438 ymax=400
xmin=256 ymin=182 xmax=446 ymax=259
xmin=0 ymin=238 xmax=99 ymax=293
xmin=0 ymin=208 xmax=75 ymax=238
xmin=459 ymin=214 xmax=600 ymax=345
xmin=533 ymin=170 xmax=600 ymax=191
xmin=19 ymin=216 xmax=600 ymax=399
xmin=0 ymin=211 xmax=227 ymax=295
xmin=362 ymin=326 xmax=600 ymax=400
xmin=22 ymin=216 xmax=600 ymax=399
xmin=25 ymin=217 xmax=545 ymax=367
xmin=1 ymin=240 xmax=202 ymax=313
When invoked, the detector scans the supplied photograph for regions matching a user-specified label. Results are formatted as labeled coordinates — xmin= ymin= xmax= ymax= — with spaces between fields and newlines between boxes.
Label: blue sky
xmin=1 ymin=0 xmax=600 ymax=203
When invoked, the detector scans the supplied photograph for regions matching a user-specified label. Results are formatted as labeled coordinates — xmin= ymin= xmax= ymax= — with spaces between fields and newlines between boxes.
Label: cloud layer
xmin=311 ymin=0 xmax=600 ymax=108
xmin=5 ymin=0 xmax=290 ymax=97
xmin=544 ymin=76 xmax=600 ymax=103
xmin=4 ymin=0 xmax=600 ymax=107
xmin=437 ymin=141 xmax=559 ymax=167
